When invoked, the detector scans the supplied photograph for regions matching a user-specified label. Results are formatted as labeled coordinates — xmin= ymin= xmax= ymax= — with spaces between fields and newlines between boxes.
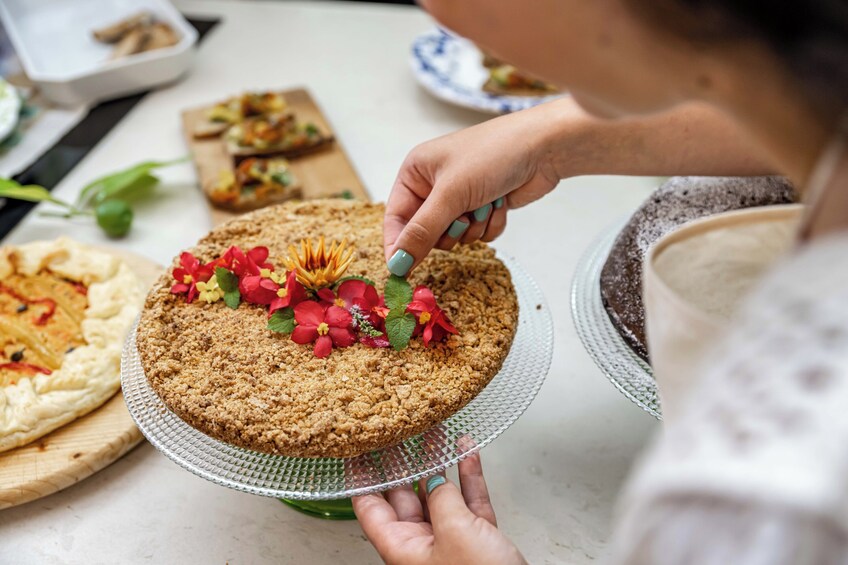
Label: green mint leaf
xmin=215 ymin=268 xmax=240 ymax=309
xmin=215 ymin=267 xmax=239 ymax=293
xmin=223 ymin=291 xmax=240 ymax=309
xmin=268 ymin=307 xmax=296 ymax=334
xmin=384 ymin=275 xmax=413 ymax=311
xmin=333 ymin=275 xmax=376 ymax=289
xmin=385 ymin=309 xmax=416 ymax=351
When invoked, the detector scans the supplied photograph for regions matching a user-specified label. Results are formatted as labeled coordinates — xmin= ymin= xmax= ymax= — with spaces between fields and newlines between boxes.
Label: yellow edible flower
xmin=196 ymin=275 xmax=226 ymax=304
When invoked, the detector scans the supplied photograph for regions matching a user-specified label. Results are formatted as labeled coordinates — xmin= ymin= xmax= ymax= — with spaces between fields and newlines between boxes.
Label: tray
xmin=121 ymin=254 xmax=554 ymax=500
xmin=181 ymin=87 xmax=369 ymax=227
xmin=571 ymin=222 xmax=661 ymax=419
xmin=0 ymin=0 xmax=197 ymax=106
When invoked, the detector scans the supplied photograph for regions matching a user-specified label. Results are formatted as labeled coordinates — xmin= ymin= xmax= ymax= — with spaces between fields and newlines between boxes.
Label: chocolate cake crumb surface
xmin=137 ymin=200 xmax=518 ymax=458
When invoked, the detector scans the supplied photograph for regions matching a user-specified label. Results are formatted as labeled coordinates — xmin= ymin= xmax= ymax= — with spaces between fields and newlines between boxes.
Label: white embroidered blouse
xmin=612 ymin=230 xmax=848 ymax=564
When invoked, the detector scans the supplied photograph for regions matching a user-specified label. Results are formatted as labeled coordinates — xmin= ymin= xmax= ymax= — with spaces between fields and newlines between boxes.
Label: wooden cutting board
xmin=181 ymin=87 xmax=371 ymax=227
xmin=0 ymin=249 xmax=162 ymax=509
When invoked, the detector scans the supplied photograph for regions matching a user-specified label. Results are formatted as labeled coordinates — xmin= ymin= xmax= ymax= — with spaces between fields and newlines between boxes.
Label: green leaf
xmin=95 ymin=172 xmax=159 ymax=205
xmin=0 ymin=179 xmax=71 ymax=208
xmin=385 ymin=309 xmax=416 ymax=351
xmin=333 ymin=275 xmax=376 ymax=289
xmin=0 ymin=182 xmax=52 ymax=202
xmin=76 ymin=158 xmax=186 ymax=208
xmin=268 ymin=307 xmax=295 ymax=334
xmin=223 ymin=291 xmax=240 ymax=310
xmin=215 ymin=267 xmax=241 ymax=309
xmin=384 ymin=275 xmax=413 ymax=310
xmin=270 ymin=170 xmax=292 ymax=186
xmin=215 ymin=268 xmax=239 ymax=292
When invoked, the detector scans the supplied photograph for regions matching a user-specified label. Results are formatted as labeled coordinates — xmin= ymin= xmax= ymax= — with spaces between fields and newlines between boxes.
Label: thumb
xmin=385 ymin=188 xmax=466 ymax=277
xmin=425 ymin=475 xmax=477 ymax=538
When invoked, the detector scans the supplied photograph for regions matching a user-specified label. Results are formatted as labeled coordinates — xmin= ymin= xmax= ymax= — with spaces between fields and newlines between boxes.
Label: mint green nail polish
xmin=387 ymin=249 xmax=414 ymax=277
xmin=448 ymin=219 xmax=469 ymax=238
xmin=426 ymin=475 xmax=446 ymax=494
xmin=493 ymin=197 xmax=504 ymax=209
xmin=473 ymin=203 xmax=492 ymax=222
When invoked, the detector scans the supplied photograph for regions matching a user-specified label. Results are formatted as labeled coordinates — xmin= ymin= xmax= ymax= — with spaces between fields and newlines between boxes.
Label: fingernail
xmin=387 ymin=249 xmax=414 ymax=277
xmin=447 ymin=219 xmax=469 ymax=238
xmin=493 ymin=197 xmax=504 ymax=209
xmin=473 ymin=203 xmax=492 ymax=222
xmin=426 ymin=475 xmax=446 ymax=494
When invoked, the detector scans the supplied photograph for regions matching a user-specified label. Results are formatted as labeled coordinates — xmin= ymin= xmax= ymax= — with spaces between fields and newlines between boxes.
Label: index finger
xmin=385 ymin=186 xmax=467 ymax=276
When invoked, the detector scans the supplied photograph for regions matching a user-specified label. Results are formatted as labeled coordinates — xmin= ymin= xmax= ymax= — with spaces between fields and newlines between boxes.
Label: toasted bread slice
xmin=205 ymin=157 xmax=302 ymax=212
xmin=143 ymin=22 xmax=180 ymax=51
xmin=109 ymin=27 xmax=150 ymax=60
xmin=93 ymin=11 xmax=153 ymax=43
xmin=224 ymin=115 xmax=333 ymax=158
xmin=482 ymin=78 xmax=558 ymax=97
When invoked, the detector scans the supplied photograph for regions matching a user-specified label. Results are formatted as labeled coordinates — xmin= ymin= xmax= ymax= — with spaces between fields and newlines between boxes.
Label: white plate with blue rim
xmin=0 ymin=78 xmax=21 ymax=143
xmin=410 ymin=28 xmax=564 ymax=115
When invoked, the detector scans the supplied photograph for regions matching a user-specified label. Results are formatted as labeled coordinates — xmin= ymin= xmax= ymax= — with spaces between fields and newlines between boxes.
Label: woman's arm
xmin=384 ymin=96 xmax=778 ymax=276
xmin=544 ymin=97 xmax=778 ymax=178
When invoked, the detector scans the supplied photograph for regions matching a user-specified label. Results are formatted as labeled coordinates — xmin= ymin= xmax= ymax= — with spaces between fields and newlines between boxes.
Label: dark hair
xmin=632 ymin=0 xmax=848 ymax=110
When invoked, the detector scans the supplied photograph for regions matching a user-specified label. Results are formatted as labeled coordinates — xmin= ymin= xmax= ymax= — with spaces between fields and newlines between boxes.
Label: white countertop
xmin=0 ymin=1 xmax=659 ymax=563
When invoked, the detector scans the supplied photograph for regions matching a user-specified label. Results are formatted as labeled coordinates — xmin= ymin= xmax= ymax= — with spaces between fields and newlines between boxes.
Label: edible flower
xmin=196 ymin=274 xmax=225 ymax=304
xmin=220 ymin=245 xmax=274 ymax=277
xmin=268 ymin=270 xmax=308 ymax=315
xmin=284 ymin=237 xmax=354 ymax=290
xmin=406 ymin=286 xmax=459 ymax=347
xmin=291 ymin=301 xmax=355 ymax=358
xmin=170 ymin=252 xmax=214 ymax=303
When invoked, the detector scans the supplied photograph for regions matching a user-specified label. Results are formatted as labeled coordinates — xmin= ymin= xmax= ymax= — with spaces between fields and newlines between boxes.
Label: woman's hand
xmin=384 ymin=102 xmax=565 ymax=276
xmin=352 ymin=453 xmax=526 ymax=565
xmin=383 ymin=97 xmax=780 ymax=277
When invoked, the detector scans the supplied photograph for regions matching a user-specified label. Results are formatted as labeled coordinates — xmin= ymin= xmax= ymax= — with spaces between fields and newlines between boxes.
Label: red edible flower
xmin=170 ymin=252 xmax=214 ymax=303
xmin=268 ymin=270 xmax=308 ymax=314
xmin=220 ymin=245 xmax=273 ymax=276
xmin=239 ymin=274 xmax=279 ymax=305
xmin=291 ymin=302 xmax=355 ymax=358
xmin=318 ymin=280 xmax=383 ymax=322
xmin=406 ymin=286 xmax=459 ymax=347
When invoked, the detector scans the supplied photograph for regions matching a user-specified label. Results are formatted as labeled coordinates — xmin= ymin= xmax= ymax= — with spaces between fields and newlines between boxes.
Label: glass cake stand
xmin=570 ymin=223 xmax=662 ymax=420
xmin=121 ymin=255 xmax=554 ymax=519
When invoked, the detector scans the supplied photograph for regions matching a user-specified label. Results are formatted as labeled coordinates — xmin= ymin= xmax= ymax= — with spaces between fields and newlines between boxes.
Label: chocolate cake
xmin=600 ymin=176 xmax=798 ymax=362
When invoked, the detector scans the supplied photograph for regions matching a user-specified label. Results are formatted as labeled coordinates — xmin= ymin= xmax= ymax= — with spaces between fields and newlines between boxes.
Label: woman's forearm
xmin=530 ymin=97 xmax=779 ymax=179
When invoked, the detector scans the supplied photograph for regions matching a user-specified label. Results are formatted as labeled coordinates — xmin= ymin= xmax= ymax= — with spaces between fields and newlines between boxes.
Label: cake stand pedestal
xmin=279 ymin=498 xmax=356 ymax=520
xmin=121 ymin=255 xmax=553 ymax=516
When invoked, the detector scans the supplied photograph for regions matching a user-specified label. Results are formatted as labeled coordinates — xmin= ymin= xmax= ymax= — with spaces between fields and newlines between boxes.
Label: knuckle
xmin=401 ymin=220 xmax=434 ymax=250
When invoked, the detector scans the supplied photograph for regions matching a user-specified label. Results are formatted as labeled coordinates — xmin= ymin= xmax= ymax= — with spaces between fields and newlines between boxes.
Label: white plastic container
xmin=0 ymin=0 xmax=198 ymax=107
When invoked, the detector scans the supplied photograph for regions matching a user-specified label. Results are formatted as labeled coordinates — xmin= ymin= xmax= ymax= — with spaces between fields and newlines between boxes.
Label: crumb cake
xmin=137 ymin=200 xmax=518 ymax=458
xmin=600 ymin=176 xmax=798 ymax=362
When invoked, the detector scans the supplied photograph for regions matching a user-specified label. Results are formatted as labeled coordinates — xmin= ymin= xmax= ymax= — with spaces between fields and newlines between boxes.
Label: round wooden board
xmin=0 ymin=247 xmax=162 ymax=509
